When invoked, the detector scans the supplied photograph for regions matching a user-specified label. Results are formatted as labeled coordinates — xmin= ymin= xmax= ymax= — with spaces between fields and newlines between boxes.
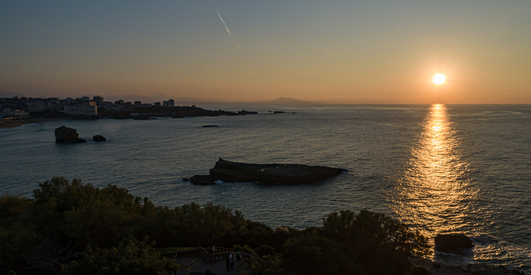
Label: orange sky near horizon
xmin=1 ymin=1 xmax=530 ymax=104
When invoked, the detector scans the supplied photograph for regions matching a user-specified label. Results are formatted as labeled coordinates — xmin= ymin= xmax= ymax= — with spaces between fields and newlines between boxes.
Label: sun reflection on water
xmin=390 ymin=104 xmax=478 ymax=239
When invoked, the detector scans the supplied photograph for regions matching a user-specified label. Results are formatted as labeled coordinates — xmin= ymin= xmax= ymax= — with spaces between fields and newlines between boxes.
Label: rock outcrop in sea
xmin=92 ymin=135 xmax=106 ymax=142
xmin=191 ymin=158 xmax=346 ymax=185
xmin=238 ymin=110 xmax=258 ymax=115
xmin=435 ymin=233 xmax=474 ymax=252
xmin=55 ymin=126 xmax=86 ymax=143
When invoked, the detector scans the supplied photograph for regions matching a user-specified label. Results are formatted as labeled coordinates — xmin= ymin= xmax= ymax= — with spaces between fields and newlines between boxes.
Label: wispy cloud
xmin=217 ymin=11 xmax=231 ymax=35
xmin=237 ymin=43 xmax=240 ymax=49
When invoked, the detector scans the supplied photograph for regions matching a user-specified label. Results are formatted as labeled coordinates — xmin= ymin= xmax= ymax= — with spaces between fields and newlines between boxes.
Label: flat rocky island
xmin=191 ymin=158 xmax=346 ymax=185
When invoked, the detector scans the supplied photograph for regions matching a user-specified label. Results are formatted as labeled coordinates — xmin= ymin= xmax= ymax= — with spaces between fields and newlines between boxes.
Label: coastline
xmin=410 ymin=257 xmax=525 ymax=275
xmin=0 ymin=118 xmax=69 ymax=130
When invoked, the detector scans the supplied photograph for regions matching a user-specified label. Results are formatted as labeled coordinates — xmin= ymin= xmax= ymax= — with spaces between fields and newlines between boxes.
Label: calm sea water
xmin=1 ymin=104 xmax=530 ymax=271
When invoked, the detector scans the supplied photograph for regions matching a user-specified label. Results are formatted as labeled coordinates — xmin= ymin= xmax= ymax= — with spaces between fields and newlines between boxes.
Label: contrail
xmin=217 ymin=12 xmax=231 ymax=35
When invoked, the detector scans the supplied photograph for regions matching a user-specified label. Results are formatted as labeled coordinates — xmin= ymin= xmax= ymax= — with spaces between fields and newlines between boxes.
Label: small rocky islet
xmin=190 ymin=158 xmax=346 ymax=185
xmin=54 ymin=126 xmax=106 ymax=143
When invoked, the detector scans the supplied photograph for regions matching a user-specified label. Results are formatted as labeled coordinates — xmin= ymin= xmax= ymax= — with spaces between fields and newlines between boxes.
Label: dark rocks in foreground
xmin=410 ymin=257 xmax=524 ymax=275
xmin=191 ymin=158 xmax=346 ymax=185
xmin=435 ymin=233 xmax=474 ymax=252
xmin=55 ymin=126 xmax=86 ymax=143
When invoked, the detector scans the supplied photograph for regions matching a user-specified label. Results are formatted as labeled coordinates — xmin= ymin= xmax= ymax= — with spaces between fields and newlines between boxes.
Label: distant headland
xmin=0 ymin=95 xmax=262 ymax=129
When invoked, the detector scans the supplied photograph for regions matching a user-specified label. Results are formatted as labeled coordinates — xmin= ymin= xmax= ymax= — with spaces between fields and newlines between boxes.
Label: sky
xmin=1 ymin=1 xmax=530 ymax=104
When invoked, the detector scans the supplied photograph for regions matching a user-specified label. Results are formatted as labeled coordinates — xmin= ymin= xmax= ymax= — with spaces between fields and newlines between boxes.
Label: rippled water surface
xmin=1 ymin=104 xmax=530 ymax=271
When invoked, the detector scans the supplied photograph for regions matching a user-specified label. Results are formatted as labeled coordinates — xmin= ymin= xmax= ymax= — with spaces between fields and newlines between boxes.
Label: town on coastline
xmin=0 ymin=95 xmax=257 ymax=128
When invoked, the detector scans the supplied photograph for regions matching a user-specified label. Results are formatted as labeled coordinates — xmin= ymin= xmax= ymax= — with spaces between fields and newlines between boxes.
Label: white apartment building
xmin=63 ymin=102 xmax=98 ymax=116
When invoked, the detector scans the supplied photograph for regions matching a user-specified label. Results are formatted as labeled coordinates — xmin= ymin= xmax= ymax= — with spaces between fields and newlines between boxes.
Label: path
xmin=174 ymin=256 xmax=246 ymax=275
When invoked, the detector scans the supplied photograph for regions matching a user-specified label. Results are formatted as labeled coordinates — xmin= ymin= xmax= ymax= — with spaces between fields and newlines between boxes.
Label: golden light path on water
xmin=390 ymin=104 xmax=478 ymax=240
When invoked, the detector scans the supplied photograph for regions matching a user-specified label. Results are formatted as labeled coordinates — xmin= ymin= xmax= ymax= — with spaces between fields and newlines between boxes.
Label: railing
xmin=197 ymin=246 xmax=254 ymax=263
xmin=197 ymin=246 xmax=210 ymax=263
xmin=165 ymin=246 xmax=295 ymax=275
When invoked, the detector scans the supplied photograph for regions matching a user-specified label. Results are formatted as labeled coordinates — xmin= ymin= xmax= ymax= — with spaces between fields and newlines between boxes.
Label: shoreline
xmin=410 ymin=257 xmax=525 ymax=275
xmin=0 ymin=118 xmax=69 ymax=130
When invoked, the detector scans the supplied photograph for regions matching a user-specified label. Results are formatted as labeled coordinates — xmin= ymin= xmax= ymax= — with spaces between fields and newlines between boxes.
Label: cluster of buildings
xmin=0 ymin=95 xmax=177 ymax=122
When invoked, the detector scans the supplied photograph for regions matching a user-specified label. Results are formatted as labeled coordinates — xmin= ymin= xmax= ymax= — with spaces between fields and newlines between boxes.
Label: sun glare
xmin=432 ymin=73 xmax=446 ymax=85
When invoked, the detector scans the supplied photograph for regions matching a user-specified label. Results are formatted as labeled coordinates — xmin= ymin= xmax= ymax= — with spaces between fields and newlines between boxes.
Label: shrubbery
xmin=66 ymin=236 xmax=182 ymax=275
xmin=0 ymin=195 xmax=38 ymax=269
xmin=0 ymin=177 xmax=431 ymax=274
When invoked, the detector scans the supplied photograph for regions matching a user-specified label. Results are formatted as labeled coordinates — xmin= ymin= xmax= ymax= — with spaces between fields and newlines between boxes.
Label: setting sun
xmin=432 ymin=74 xmax=446 ymax=85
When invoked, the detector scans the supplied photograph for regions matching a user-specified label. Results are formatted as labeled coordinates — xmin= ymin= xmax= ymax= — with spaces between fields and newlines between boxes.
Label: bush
xmin=30 ymin=177 xmax=144 ymax=247
xmin=282 ymin=233 xmax=364 ymax=275
xmin=0 ymin=221 xmax=38 ymax=268
xmin=321 ymin=209 xmax=431 ymax=274
xmin=17 ymin=178 xmax=431 ymax=275
xmin=66 ymin=236 xmax=184 ymax=275
xmin=0 ymin=194 xmax=37 ymax=268
xmin=0 ymin=194 xmax=29 ymax=218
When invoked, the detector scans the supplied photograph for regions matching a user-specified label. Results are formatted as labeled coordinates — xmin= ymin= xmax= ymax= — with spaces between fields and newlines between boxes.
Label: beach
xmin=0 ymin=118 xmax=69 ymax=130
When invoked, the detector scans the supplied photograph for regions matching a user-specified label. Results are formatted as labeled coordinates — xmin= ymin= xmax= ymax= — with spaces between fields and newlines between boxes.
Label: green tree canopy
xmin=5 ymin=177 xmax=433 ymax=275
xmin=30 ymin=177 xmax=144 ymax=247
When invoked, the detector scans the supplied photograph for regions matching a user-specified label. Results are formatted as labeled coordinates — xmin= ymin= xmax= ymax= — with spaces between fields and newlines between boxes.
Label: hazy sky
xmin=1 ymin=1 xmax=530 ymax=104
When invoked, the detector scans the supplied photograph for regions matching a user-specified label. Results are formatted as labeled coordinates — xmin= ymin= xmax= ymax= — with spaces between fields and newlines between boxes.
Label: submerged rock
xmin=191 ymin=158 xmax=346 ymax=185
xmin=190 ymin=175 xmax=218 ymax=185
xmin=435 ymin=233 xmax=473 ymax=252
xmin=55 ymin=126 xmax=86 ymax=143
xmin=93 ymin=135 xmax=106 ymax=142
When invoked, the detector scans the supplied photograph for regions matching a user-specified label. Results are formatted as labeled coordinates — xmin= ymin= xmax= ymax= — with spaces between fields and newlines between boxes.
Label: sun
xmin=432 ymin=73 xmax=446 ymax=85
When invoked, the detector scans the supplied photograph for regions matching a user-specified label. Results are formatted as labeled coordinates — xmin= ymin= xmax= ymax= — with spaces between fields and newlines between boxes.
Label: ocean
xmin=1 ymin=104 xmax=530 ymax=272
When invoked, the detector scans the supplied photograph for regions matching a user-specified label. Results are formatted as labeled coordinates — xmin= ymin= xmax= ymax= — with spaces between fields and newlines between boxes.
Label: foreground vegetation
xmin=0 ymin=177 xmax=431 ymax=274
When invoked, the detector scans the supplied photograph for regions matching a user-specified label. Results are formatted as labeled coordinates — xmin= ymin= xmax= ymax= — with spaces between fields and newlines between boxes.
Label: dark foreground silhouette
xmin=0 ymin=177 xmax=524 ymax=275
